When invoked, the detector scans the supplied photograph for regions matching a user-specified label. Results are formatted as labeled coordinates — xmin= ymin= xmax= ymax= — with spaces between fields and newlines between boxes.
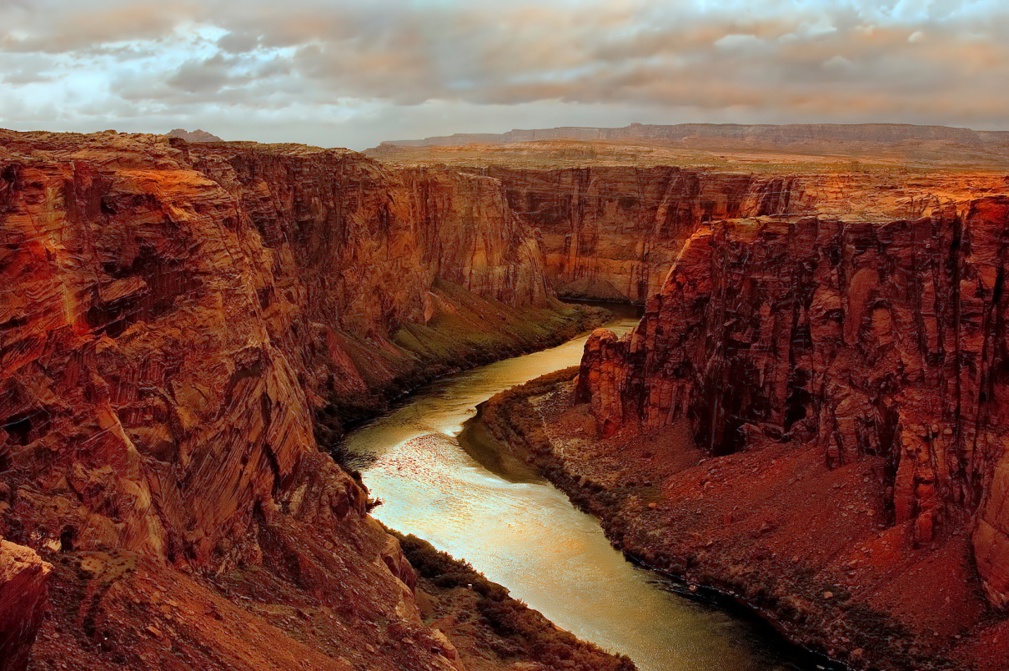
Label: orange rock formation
xmin=578 ymin=202 xmax=1009 ymax=589
xmin=0 ymin=129 xmax=610 ymax=670
xmin=566 ymin=195 xmax=1009 ymax=668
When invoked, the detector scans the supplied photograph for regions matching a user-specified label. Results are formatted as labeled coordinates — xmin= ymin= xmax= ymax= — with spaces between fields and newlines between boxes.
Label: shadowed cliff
xmin=0 ymin=129 xmax=616 ymax=671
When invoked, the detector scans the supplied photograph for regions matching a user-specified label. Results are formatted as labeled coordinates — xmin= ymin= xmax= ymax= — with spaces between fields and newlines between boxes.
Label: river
xmin=343 ymin=306 xmax=814 ymax=671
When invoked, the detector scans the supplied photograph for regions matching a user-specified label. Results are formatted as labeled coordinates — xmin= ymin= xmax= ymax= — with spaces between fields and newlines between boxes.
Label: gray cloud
xmin=1 ymin=1 xmax=1008 ymax=149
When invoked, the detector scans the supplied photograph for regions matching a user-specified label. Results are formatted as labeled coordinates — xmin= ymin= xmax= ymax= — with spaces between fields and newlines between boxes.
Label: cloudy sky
xmin=0 ymin=0 xmax=1006 ymax=150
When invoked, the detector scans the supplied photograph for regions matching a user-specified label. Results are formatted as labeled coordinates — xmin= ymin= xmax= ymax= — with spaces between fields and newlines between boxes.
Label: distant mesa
xmin=166 ymin=128 xmax=223 ymax=143
xmin=376 ymin=122 xmax=1009 ymax=149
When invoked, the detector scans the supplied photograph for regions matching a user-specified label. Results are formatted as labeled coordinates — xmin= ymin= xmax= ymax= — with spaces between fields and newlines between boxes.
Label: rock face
xmin=574 ymin=329 xmax=627 ymax=438
xmin=0 ymin=129 xmax=596 ymax=669
xmin=577 ymin=201 xmax=1009 ymax=606
xmin=472 ymin=166 xmax=803 ymax=302
xmin=188 ymin=143 xmax=551 ymax=426
xmin=0 ymin=539 xmax=51 ymax=671
xmin=0 ymin=131 xmax=546 ymax=567
xmin=371 ymin=136 xmax=1009 ymax=305
xmin=365 ymin=160 xmax=1003 ymax=306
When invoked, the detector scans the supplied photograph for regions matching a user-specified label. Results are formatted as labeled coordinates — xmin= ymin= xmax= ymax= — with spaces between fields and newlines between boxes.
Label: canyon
xmin=0 ymin=129 xmax=617 ymax=670
xmin=370 ymin=131 xmax=1009 ymax=306
xmin=5 ymin=125 xmax=1009 ymax=670
xmin=447 ymin=136 xmax=1009 ymax=669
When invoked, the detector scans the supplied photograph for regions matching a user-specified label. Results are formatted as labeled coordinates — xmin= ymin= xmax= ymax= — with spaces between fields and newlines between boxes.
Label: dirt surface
xmin=477 ymin=371 xmax=1009 ymax=671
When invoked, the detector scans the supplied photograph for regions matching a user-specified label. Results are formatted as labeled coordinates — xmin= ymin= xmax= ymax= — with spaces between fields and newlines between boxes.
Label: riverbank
xmin=476 ymin=370 xmax=1009 ymax=671
xmin=344 ymin=311 xmax=811 ymax=671
xmin=395 ymin=532 xmax=636 ymax=671
xmin=314 ymin=288 xmax=612 ymax=453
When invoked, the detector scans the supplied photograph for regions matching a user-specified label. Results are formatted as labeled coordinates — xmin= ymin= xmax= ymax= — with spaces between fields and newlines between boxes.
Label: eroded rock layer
xmin=0 ymin=130 xmax=611 ymax=670
xmin=576 ymin=202 xmax=1009 ymax=607
xmin=429 ymin=164 xmax=1006 ymax=306
xmin=0 ymin=539 xmax=50 ymax=671
xmin=467 ymin=166 xmax=804 ymax=302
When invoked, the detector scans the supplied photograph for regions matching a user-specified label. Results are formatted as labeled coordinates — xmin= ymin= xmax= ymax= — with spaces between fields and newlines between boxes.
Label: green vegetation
xmin=315 ymin=282 xmax=608 ymax=461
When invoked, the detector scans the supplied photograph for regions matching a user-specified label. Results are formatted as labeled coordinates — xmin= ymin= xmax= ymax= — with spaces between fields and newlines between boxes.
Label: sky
xmin=1 ymin=0 xmax=1007 ymax=150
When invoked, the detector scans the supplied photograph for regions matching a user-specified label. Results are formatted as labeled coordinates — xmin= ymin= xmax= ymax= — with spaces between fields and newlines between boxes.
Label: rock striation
xmin=0 ymin=131 xmax=543 ymax=567
xmin=374 ymin=154 xmax=1007 ymax=306
xmin=0 ymin=129 xmax=606 ymax=670
xmin=469 ymin=166 xmax=803 ymax=303
xmin=576 ymin=201 xmax=1009 ymax=607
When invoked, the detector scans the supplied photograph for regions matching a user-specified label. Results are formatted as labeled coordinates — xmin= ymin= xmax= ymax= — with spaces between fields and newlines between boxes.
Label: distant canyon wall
xmin=470 ymin=166 xmax=807 ymax=303
xmin=576 ymin=201 xmax=1009 ymax=606
xmin=460 ymin=166 xmax=1001 ymax=305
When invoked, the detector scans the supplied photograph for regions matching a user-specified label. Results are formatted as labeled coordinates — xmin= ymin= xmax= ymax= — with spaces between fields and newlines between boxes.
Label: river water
xmin=343 ymin=307 xmax=810 ymax=671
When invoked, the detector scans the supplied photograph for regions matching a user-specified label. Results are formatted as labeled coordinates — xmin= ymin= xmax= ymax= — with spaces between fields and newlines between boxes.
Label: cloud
xmin=0 ymin=1 xmax=1007 ymax=149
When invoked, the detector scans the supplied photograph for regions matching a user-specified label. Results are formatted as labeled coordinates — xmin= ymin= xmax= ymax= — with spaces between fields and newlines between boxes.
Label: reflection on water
xmin=343 ymin=307 xmax=804 ymax=671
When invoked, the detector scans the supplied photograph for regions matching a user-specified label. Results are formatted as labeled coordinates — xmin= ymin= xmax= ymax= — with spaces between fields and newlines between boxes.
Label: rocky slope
xmin=0 ymin=539 xmax=50 ymax=670
xmin=371 ymin=143 xmax=1009 ymax=305
xmin=0 ymin=129 xmax=616 ymax=670
xmin=540 ymin=200 xmax=1009 ymax=669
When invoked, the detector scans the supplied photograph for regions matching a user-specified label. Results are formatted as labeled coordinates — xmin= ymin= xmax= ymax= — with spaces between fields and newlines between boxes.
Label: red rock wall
xmin=464 ymin=165 xmax=1009 ymax=305
xmin=474 ymin=166 xmax=808 ymax=303
xmin=0 ymin=130 xmax=551 ymax=575
xmin=0 ymin=539 xmax=50 ymax=671
xmin=188 ymin=145 xmax=551 ymax=413
xmin=577 ymin=201 xmax=1009 ymax=604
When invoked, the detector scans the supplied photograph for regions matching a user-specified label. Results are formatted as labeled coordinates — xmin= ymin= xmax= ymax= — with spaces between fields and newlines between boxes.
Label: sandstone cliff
xmin=571 ymin=202 xmax=1009 ymax=667
xmin=0 ymin=129 xmax=611 ymax=670
xmin=372 ymin=145 xmax=1009 ymax=306
xmin=494 ymin=167 xmax=1006 ymax=304
xmin=466 ymin=166 xmax=802 ymax=303
xmin=579 ymin=204 xmax=1009 ymax=577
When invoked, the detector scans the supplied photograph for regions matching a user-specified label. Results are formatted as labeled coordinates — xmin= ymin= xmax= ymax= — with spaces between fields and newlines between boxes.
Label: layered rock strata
xmin=467 ymin=166 xmax=804 ymax=302
xmin=430 ymin=164 xmax=1004 ymax=306
xmin=577 ymin=201 xmax=1009 ymax=612
xmin=0 ymin=129 xmax=609 ymax=670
